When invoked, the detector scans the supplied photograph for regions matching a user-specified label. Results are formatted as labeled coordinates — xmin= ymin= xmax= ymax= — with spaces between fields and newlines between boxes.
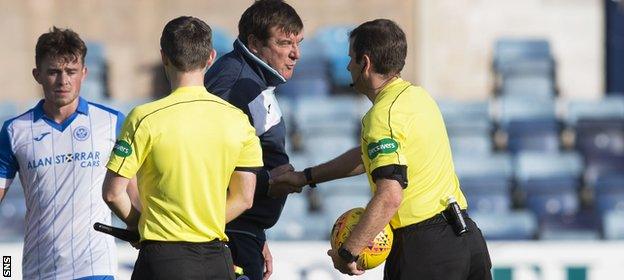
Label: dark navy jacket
xmin=204 ymin=39 xmax=289 ymax=240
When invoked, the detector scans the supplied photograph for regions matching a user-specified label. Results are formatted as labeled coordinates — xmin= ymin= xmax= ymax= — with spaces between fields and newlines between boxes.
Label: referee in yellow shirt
xmin=271 ymin=19 xmax=492 ymax=279
xmin=102 ymin=16 xmax=263 ymax=280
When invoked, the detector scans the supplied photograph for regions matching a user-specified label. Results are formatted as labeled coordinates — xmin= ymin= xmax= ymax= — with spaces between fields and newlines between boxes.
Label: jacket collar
xmin=234 ymin=38 xmax=287 ymax=87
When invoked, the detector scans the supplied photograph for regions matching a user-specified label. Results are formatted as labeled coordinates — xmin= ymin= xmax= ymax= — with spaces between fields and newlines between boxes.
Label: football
xmin=330 ymin=207 xmax=394 ymax=270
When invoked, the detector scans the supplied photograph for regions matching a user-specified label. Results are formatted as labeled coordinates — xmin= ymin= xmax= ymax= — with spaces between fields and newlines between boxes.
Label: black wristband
xmin=303 ymin=167 xmax=317 ymax=188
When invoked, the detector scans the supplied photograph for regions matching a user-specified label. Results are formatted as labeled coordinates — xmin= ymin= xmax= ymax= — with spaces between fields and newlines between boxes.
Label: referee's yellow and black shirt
xmin=107 ymin=86 xmax=263 ymax=242
xmin=360 ymin=78 xmax=467 ymax=229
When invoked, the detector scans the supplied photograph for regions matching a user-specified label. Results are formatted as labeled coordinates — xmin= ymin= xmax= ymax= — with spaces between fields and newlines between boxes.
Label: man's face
xmin=253 ymin=27 xmax=303 ymax=80
xmin=33 ymin=56 xmax=86 ymax=108
xmin=347 ymin=39 xmax=365 ymax=92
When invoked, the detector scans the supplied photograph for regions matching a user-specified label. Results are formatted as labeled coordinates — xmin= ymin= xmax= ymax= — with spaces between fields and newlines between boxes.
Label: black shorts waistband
xmin=395 ymin=210 xmax=469 ymax=233
xmin=141 ymin=239 xmax=222 ymax=246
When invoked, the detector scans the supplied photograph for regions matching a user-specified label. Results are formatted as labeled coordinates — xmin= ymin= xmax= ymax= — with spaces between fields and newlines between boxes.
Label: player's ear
xmin=206 ymin=49 xmax=217 ymax=68
xmin=32 ymin=68 xmax=42 ymax=84
xmin=160 ymin=50 xmax=169 ymax=66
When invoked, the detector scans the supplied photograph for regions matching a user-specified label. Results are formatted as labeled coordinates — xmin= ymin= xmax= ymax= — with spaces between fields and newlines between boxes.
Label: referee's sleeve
xmin=106 ymin=108 xmax=151 ymax=178
xmin=235 ymin=119 xmax=263 ymax=168
xmin=362 ymin=110 xmax=408 ymax=172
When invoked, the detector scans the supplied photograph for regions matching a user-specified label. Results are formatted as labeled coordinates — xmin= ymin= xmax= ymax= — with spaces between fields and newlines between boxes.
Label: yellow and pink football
xmin=330 ymin=207 xmax=393 ymax=270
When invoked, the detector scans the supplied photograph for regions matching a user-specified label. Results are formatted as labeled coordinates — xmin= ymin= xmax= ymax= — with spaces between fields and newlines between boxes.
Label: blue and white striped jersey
xmin=0 ymin=97 xmax=123 ymax=279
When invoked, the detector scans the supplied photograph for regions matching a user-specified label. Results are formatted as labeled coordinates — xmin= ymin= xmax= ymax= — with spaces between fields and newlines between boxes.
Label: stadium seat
xmin=515 ymin=152 xmax=584 ymax=217
xmin=314 ymin=25 xmax=355 ymax=87
xmin=317 ymin=175 xmax=371 ymax=198
xmin=455 ymin=153 xmax=513 ymax=212
xmin=539 ymin=211 xmax=600 ymax=240
xmin=471 ymin=210 xmax=538 ymax=240
xmin=565 ymin=95 xmax=624 ymax=126
xmin=84 ymin=41 xmax=108 ymax=101
xmin=302 ymin=134 xmax=358 ymax=166
xmin=501 ymin=75 xmax=555 ymax=99
xmin=294 ymin=95 xmax=364 ymax=137
xmin=505 ymin=118 xmax=560 ymax=154
xmin=496 ymin=95 xmax=556 ymax=128
xmin=437 ymin=99 xmax=493 ymax=155
xmin=602 ymin=210 xmax=624 ymax=240
xmin=493 ymin=38 xmax=554 ymax=78
xmin=575 ymin=118 xmax=624 ymax=157
xmin=322 ymin=194 xmax=371 ymax=225
xmin=594 ymin=174 xmax=624 ymax=216
xmin=211 ymin=27 xmax=234 ymax=59
xmin=277 ymin=76 xmax=330 ymax=100
xmin=0 ymin=180 xmax=26 ymax=241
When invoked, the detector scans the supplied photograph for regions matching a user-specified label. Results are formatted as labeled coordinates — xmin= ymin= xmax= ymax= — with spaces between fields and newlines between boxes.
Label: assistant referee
xmin=102 ymin=16 xmax=263 ymax=280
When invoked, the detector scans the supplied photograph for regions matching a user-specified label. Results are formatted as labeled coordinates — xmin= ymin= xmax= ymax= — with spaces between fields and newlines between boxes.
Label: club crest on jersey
xmin=367 ymin=138 xmax=399 ymax=159
xmin=74 ymin=126 xmax=90 ymax=141
xmin=113 ymin=140 xmax=132 ymax=157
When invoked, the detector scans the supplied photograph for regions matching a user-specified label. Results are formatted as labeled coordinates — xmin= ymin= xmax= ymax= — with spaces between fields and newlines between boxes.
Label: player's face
xmin=34 ymin=56 xmax=86 ymax=109
xmin=253 ymin=27 xmax=303 ymax=80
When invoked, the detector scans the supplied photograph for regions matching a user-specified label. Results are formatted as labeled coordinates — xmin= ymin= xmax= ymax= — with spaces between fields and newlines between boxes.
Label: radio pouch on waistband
xmin=442 ymin=195 xmax=469 ymax=236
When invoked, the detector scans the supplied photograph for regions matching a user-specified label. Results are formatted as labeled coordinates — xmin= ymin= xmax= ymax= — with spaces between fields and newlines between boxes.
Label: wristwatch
xmin=303 ymin=167 xmax=317 ymax=188
xmin=338 ymin=246 xmax=358 ymax=263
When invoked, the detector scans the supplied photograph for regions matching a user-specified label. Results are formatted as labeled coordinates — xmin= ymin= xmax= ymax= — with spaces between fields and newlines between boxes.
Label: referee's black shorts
xmin=131 ymin=240 xmax=236 ymax=280
xmin=384 ymin=215 xmax=492 ymax=280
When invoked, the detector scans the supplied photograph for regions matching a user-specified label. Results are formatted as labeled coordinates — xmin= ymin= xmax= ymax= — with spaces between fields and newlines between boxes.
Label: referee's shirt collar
xmin=374 ymin=77 xmax=406 ymax=104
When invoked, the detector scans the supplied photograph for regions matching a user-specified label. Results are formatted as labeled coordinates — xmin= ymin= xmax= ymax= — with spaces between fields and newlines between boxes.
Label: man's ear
xmin=160 ymin=50 xmax=169 ymax=66
xmin=206 ymin=49 xmax=217 ymax=68
xmin=247 ymin=34 xmax=261 ymax=54
xmin=362 ymin=54 xmax=372 ymax=73
xmin=32 ymin=68 xmax=42 ymax=85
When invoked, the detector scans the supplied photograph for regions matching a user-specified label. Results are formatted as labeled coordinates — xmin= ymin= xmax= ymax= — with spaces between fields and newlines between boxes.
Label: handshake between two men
xmin=266 ymin=164 xmax=310 ymax=198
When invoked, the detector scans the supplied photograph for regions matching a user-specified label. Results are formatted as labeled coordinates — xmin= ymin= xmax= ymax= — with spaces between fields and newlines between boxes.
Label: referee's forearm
xmin=102 ymin=170 xmax=139 ymax=227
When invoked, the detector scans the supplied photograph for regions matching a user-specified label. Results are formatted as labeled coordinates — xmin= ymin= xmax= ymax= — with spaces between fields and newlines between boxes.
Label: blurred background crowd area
xmin=1 ymin=0 xmax=624 ymax=243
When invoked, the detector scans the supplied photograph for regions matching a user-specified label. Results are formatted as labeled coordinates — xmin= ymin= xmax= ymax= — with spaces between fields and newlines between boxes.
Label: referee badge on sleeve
xmin=113 ymin=140 xmax=132 ymax=157
xmin=367 ymin=138 xmax=399 ymax=159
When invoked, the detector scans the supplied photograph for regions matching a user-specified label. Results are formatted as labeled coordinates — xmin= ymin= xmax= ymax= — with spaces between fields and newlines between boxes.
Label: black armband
xmin=371 ymin=164 xmax=408 ymax=189
xmin=234 ymin=166 xmax=262 ymax=174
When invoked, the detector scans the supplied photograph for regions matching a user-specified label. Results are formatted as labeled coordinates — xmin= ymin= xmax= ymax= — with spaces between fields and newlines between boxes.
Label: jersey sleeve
xmin=115 ymin=111 xmax=126 ymax=138
xmin=0 ymin=121 xmax=18 ymax=186
xmin=236 ymin=119 xmax=264 ymax=168
xmin=106 ymin=108 xmax=151 ymax=178
xmin=362 ymin=106 xmax=408 ymax=172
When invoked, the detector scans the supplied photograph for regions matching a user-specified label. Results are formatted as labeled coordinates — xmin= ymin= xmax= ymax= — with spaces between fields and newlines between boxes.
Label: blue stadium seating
xmin=505 ymin=118 xmax=560 ymax=154
xmin=539 ymin=211 xmax=600 ymax=240
xmin=565 ymin=96 xmax=624 ymax=126
xmin=471 ymin=210 xmax=538 ymax=240
xmin=0 ymin=181 xmax=26 ymax=241
xmin=602 ymin=210 xmax=624 ymax=240
xmin=493 ymin=38 xmax=554 ymax=76
xmin=277 ymin=77 xmax=330 ymax=100
xmin=594 ymin=174 xmax=624 ymax=216
xmin=501 ymin=75 xmax=555 ymax=99
xmin=314 ymin=25 xmax=355 ymax=87
xmin=455 ymin=153 xmax=513 ymax=212
xmin=211 ymin=27 xmax=234 ymax=59
xmin=293 ymin=95 xmax=364 ymax=136
xmin=515 ymin=152 xmax=584 ymax=217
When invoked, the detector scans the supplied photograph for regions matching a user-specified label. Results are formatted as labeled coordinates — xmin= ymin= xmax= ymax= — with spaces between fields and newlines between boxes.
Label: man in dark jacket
xmin=204 ymin=1 xmax=304 ymax=279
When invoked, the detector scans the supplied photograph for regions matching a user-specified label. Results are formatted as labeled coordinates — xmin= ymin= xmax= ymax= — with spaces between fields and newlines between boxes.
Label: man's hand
xmin=125 ymin=224 xmax=141 ymax=250
xmin=327 ymin=249 xmax=364 ymax=276
xmin=262 ymin=241 xmax=273 ymax=280
xmin=267 ymin=164 xmax=302 ymax=198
